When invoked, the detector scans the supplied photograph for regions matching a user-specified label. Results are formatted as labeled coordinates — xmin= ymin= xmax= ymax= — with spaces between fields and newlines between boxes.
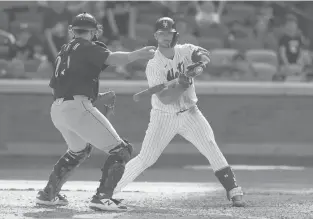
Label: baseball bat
xmin=133 ymin=62 xmax=205 ymax=102
xmin=133 ymin=78 xmax=179 ymax=102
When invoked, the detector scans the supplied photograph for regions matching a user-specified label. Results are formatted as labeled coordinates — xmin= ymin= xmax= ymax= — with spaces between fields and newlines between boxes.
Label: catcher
xmin=106 ymin=17 xmax=245 ymax=207
xmin=35 ymin=12 xmax=155 ymax=211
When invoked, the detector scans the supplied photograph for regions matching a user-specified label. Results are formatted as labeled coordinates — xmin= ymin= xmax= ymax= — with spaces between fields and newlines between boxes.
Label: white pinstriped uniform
xmin=114 ymin=44 xmax=229 ymax=193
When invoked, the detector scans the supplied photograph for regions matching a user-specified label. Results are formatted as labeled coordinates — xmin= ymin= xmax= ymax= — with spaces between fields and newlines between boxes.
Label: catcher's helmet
xmin=155 ymin=17 xmax=179 ymax=48
xmin=70 ymin=12 xmax=102 ymax=41
xmin=71 ymin=12 xmax=98 ymax=30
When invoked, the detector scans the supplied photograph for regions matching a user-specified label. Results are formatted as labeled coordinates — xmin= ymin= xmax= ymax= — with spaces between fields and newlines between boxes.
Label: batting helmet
xmin=69 ymin=12 xmax=102 ymax=41
xmin=155 ymin=17 xmax=179 ymax=48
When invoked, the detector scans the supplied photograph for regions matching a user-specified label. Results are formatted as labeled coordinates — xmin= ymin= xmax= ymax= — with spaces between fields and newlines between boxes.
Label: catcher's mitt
xmin=93 ymin=91 xmax=116 ymax=118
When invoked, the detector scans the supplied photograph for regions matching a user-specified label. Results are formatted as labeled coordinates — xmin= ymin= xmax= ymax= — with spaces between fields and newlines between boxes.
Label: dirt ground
xmin=1 ymin=179 xmax=313 ymax=219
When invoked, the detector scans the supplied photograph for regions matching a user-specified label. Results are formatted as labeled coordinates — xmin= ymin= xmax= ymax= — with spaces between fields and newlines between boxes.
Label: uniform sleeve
xmin=85 ymin=44 xmax=112 ymax=70
xmin=183 ymin=44 xmax=210 ymax=63
xmin=145 ymin=61 xmax=166 ymax=88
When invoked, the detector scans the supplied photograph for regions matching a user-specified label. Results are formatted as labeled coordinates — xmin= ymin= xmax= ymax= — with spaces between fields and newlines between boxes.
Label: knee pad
xmin=44 ymin=144 xmax=92 ymax=198
xmin=56 ymin=143 xmax=93 ymax=173
xmin=109 ymin=139 xmax=133 ymax=163
xmin=97 ymin=140 xmax=133 ymax=197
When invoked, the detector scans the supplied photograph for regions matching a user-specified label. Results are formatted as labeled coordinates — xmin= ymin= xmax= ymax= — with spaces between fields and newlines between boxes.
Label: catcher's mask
xmin=69 ymin=12 xmax=103 ymax=41
xmin=155 ymin=17 xmax=179 ymax=48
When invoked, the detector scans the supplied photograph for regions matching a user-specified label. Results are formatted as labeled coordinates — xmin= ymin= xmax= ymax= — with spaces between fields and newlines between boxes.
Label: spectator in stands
xmin=159 ymin=1 xmax=179 ymax=17
xmin=67 ymin=1 xmax=91 ymax=15
xmin=252 ymin=8 xmax=277 ymax=50
xmin=43 ymin=1 xmax=72 ymax=65
xmin=227 ymin=52 xmax=258 ymax=81
xmin=258 ymin=1 xmax=274 ymax=28
xmin=224 ymin=20 xmax=253 ymax=48
xmin=92 ymin=1 xmax=106 ymax=23
xmin=103 ymin=1 xmax=137 ymax=41
xmin=278 ymin=14 xmax=306 ymax=77
xmin=0 ymin=29 xmax=16 ymax=60
xmin=175 ymin=17 xmax=199 ymax=46
xmin=105 ymin=35 xmax=132 ymax=79
xmin=194 ymin=1 xmax=226 ymax=27
xmin=99 ymin=2 xmax=137 ymax=79
xmin=14 ymin=23 xmax=53 ymax=78
xmin=14 ymin=24 xmax=39 ymax=61
xmin=0 ymin=26 xmax=28 ymax=79
xmin=158 ymin=1 xmax=192 ymax=17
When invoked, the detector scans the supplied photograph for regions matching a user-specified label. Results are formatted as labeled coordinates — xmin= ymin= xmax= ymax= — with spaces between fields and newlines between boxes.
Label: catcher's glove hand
xmin=93 ymin=91 xmax=116 ymax=118
xmin=185 ymin=61 xmax=207 ymax=78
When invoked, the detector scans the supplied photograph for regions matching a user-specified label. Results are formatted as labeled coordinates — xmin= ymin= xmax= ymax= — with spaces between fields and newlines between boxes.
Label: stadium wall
xmin=0 ymin=80 xmax=313 ymax=158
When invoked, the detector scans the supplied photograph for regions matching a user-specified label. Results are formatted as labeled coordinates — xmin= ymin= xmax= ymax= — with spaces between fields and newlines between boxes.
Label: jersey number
xmin=54 ymin=54 xmax=71 ymax=78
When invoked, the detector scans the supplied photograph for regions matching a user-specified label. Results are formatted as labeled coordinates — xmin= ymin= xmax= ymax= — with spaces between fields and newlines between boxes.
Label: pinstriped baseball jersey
xmin=146 ymin=44 xmax=200 ymax=113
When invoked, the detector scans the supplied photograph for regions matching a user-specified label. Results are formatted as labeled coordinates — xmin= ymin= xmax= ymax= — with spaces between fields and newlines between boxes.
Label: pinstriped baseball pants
xmin=114 ymin=105 xmax=229 ymax=193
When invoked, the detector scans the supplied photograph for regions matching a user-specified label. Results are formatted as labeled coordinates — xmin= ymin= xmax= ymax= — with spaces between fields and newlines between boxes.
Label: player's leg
xmin=179 ymin=107 xmax=244 ymax=207
xmin=89 ymin=139 xmax=133 ymax=211
xmin=36 ymin=126 xmax=92 ymax=206
xmin=112 ymin=110 xmax=179 ymax=194
xmin=65 ymin=99 xmax=125 ymax=151
xmin=60 ymin=99 xmax=134 ymax=211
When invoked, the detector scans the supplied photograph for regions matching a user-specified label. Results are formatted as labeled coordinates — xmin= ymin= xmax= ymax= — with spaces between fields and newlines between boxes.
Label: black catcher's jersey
xmin=49 ymin=38 xmax=111 ymax=100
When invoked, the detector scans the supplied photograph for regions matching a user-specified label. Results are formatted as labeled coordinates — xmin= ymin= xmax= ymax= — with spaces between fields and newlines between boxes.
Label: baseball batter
xmin=35 ymin=12 xmax=155 ymax=211
xmin=112 ymin=17 xmax=245 ymax=207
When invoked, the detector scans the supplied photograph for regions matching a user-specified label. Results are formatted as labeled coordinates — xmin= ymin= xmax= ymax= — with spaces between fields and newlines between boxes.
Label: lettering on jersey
xmin=54 ymin=42 xmax=80 ymax=78
xmin=166 ymin=61 xmax=186 ymax=81
xmin=167 ymin=69 xmax=178 ymax=81
xmin=54 ymin=56 xmax=63 ymax=77
xmin=73 ymin=43 xmax=80 ymax=50
xmin=177 ymin=62 xmax=184 ymax=74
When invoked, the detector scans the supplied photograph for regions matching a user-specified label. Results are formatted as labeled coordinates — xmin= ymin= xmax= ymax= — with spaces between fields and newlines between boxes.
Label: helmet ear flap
xmin=170 ymin=32 xmax=179 ymax=47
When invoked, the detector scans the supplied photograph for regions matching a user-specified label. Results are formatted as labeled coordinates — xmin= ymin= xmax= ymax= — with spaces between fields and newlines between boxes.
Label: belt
xmin=176 ymin=108 xmax=189 ymax=115
xmin=57 ymin=95 xmax=94 ymax=102
xmin=176 ymin=105 xmax=196 ymax=115
xmin=63 ymin=96 xmax=74 ymax=101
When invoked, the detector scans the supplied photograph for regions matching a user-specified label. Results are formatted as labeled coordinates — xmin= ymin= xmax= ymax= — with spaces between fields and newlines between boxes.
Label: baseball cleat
xmin=89 ymin=195 xmax=128 ymax=212
xmin=35 ymin=190 xmax=69 ymax=206
xmin=227 ymin=187 xmax=245 ymax=207
xmin=231 ymin=194 xmax=245 ymax=207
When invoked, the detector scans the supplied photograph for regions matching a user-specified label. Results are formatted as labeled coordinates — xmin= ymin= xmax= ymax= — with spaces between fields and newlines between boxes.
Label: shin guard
xmin=44 ymin=144 xmax=92 ymax=200
xmin=96 ymin=140 xmax=133 ymax=198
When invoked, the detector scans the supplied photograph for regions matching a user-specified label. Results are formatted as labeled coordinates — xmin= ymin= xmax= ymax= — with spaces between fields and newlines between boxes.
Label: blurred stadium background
xmin=0 ymin=1 xmax=313 ymax=82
